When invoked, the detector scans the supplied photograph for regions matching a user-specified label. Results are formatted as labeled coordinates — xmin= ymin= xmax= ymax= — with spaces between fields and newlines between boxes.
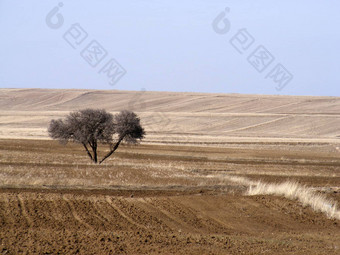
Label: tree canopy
xmin=48 ymin=109 xmax=145 ymax=164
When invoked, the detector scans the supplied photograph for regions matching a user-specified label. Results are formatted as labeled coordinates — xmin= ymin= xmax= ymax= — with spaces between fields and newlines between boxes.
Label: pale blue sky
xmin=0 ymin=0 xmax=339 ymax=96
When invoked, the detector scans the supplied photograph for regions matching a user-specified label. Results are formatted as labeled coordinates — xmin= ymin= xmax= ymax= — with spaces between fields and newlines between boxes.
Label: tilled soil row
xmin=0 ymin=190 xmax=339 ymax=254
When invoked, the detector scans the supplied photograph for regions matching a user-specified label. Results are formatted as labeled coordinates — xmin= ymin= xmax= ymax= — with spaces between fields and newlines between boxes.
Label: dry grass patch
xmin=206 ymin=174 xmax=340 ymax=220
xmin=247 ymin=180 xmax=340 ymax=220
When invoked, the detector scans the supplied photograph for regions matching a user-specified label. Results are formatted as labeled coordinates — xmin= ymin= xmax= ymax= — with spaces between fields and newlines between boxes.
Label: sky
xmin=0 ymin=0 xmax=339 ymax=96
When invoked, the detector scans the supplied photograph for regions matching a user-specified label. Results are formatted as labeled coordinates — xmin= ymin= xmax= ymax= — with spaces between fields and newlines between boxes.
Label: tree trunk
xmin=92 ymin=141 xmax=98 ymax=164
xmin=99 ymin=137 xmax=123 ymax=164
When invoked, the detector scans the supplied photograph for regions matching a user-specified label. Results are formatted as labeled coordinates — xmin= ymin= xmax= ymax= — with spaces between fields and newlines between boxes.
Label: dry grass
xmin=247 ymin=180 xmax=340 ymax=220
xmin=206 ymin=174 xmax=340 ymax=220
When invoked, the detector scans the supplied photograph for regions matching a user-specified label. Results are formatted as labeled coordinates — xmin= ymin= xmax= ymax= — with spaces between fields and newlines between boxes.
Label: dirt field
xmin=0 ymin=139 xmax=339 ymax=254
xmin=1 ymin=89 xmax=340 ymax=254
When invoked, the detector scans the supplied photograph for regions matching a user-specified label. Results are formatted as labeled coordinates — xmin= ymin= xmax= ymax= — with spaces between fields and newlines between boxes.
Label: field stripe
xmin=17 ymin=194 xmax=33 ymax=227
xmin=105 ymin=196 xmax=146 ymax=230
xmin=62 ymin=195 xmax=93 ymax=230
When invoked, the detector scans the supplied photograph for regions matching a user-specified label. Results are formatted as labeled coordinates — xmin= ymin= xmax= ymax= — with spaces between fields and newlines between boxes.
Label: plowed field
xmin=0 ymin=139 xmax=339 ymax=254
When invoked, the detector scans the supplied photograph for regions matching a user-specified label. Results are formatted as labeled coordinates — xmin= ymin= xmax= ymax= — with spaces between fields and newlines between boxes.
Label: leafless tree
xmin=48 ymin=109 xmax=145 ymax=164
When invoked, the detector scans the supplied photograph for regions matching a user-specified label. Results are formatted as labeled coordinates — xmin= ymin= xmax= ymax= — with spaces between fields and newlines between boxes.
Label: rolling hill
xmin=1 ymin=88 xmax=340 ymax=144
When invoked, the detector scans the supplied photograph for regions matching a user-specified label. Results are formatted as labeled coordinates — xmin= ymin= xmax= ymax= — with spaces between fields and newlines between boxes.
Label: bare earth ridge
xmin=1 ymin=88 xmax=340 ymax=143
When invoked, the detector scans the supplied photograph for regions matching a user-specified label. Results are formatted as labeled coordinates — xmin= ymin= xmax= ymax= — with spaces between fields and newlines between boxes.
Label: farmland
xmin=0 ymin=89 xmax=339 ymax=254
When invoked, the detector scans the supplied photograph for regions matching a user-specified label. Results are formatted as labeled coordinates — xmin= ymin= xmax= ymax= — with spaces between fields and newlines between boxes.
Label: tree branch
xmin=83 ymin=143 xmax=94 ymax=162
xmin=99 ymin=137 xmax=124 ymax=164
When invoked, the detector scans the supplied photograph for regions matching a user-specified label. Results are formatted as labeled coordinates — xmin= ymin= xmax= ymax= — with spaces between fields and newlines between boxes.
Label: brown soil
xmin=0 ymin=189 xmax=339 ymax=255
xmin=0 ymin=139 xmax=339 ymax=254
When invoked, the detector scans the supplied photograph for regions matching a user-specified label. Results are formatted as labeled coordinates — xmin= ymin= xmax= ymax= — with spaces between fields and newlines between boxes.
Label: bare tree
xmin=48 ymin=109 xmax=145 ymax=164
